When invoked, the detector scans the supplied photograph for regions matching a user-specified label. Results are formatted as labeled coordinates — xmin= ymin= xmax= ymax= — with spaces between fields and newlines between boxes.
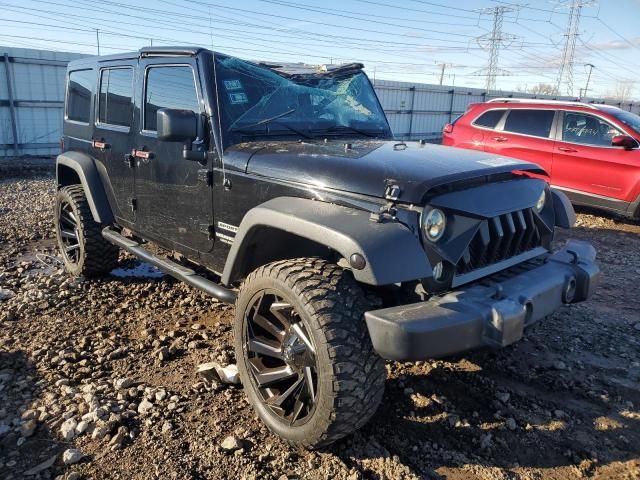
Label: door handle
xmin=558 ymin=147 xmax=578 ymax=153
xmin=132 ymin=149 xmax=154 ymax=160
xmin=492 ymin=136 xmax=508 ymax=142
xmin=91 ymin=139 xmax=110 ymax=151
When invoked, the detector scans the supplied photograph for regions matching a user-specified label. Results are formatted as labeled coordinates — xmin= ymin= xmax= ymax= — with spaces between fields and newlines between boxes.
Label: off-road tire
xmin=234 ymin=257 xmax=386 ymax=448
xmin=55 ymin=185 xmax=119 ymax=277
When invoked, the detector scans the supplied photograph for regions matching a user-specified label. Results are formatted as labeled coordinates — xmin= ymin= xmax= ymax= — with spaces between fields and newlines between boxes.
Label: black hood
xmin=228 ymin=140 xmax=545 ymax=204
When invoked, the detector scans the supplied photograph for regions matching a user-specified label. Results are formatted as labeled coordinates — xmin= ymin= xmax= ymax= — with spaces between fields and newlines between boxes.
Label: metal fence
xmin=1 ymin=47 xmax=84 ymax=157
xmin=2 ymin=46 xmax=640 ymax=157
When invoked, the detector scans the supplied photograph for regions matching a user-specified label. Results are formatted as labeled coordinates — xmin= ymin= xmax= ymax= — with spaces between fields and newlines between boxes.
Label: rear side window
xmin=144 ymin=66 xmax=199 ymax=132
xmin=98 ymin=68 xmax=133 ymax=128
xmin=67 ymin=69 xmax=94 ymax=123
xmin=473 ymin=109 xmax=505 ymax=129
xmin=503 ymin=109 xmax=555 ymax=138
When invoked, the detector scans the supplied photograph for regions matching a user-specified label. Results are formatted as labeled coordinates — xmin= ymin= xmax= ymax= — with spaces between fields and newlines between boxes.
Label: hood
xmin=228 ymin=140 xmax=545 ymax=204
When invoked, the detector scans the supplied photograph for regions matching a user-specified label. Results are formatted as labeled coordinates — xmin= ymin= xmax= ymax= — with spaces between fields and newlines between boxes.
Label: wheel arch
xmin=56 ymin=151 xmax=113 ymax=225
xmin=221 ymin=197 xmax=432 ymax=286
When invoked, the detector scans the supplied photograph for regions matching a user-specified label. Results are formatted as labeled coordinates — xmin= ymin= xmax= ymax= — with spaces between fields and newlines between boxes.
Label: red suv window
xmin=561 ymin=112 xmax=622 ymax=146
xmin=503 ymin=109 xmax=555 ymax=138
xmin=473 ymin=109 xmax=505 ymax=129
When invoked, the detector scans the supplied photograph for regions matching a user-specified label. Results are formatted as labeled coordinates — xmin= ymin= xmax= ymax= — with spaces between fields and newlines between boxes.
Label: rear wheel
xmin=234 ymin=258 xmax=386 ymax=448
xmin=54 ymin=185 xmax=119 ymax=277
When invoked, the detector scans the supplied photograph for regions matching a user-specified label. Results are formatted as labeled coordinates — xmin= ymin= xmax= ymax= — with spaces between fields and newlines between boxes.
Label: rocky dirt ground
xmin=1 ymin=174 xmax=639 ymax=480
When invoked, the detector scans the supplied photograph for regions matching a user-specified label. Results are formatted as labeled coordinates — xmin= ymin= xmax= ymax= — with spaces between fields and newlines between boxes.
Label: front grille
xmin=456 ymin=208 xmax=542 ymax=274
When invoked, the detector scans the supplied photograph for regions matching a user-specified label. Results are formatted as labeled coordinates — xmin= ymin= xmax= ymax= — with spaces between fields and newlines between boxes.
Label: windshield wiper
xmin=231 ymin=108 xmax=296 ymax=131
xmin=318 ymin=125 xmax=382 ymax=138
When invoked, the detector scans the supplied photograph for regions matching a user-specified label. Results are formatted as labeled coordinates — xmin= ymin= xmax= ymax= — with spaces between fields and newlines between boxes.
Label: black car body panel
xmin=239 ymin=140 xmax=545 ymax=203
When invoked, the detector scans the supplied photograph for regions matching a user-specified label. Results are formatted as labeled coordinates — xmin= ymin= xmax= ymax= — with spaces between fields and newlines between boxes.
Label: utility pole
xmin=438 ymin=63 xmax=446 ymax=85
xmin=473 ymin=6 xmax=518 ymax=92
xmin=582 ymin=63 xmax=595 ymax=99
xmin=555 ymin=1 xmax=594 ymax=96
xmin=95 ymin=28 xmax=100 ymax=55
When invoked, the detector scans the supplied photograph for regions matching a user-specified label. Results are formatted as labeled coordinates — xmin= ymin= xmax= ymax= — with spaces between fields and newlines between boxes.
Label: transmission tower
xmin=555 ymin=0 xmax=595 ymax=96
xmin=474 ymin=6 xmax=519 ymax=92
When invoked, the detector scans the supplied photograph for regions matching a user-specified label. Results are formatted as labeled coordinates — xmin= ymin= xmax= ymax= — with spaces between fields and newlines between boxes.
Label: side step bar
xmin=102 ymin=227 xmax=237 ymax=304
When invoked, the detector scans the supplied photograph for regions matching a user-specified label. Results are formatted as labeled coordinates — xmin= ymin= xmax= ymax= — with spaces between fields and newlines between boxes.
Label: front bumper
xmin=364 ymin=240 xmax=600 ymax=361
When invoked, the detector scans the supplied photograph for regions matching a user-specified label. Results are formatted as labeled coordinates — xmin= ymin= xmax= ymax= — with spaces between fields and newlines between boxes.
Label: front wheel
xmin=234 ymin=258 xmax=386 ymax=448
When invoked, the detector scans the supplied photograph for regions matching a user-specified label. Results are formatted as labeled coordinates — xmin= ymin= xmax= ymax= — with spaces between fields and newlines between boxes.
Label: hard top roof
xmin=66 ymin=46 xmax=362 ymax=76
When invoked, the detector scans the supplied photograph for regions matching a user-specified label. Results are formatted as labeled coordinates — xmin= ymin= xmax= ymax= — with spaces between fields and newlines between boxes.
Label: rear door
xmin=93 ymin=62 xmax=136 ymax=227
xmin=551 ymin=110 xmax=640 ymax=204
xmin=132 ymin=58 xmax=214 ymax=255
xmin=483 ymin=108 xmax=556 ymax=172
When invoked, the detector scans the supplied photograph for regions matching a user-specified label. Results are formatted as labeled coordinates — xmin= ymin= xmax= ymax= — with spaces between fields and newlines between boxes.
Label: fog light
xmin=536 ymin=190 xmax=546 ymax=212
xmin=432 ymin=261 xmax=444 ymax=280
xmin=423 ymin=208 xmax=446 ymax=242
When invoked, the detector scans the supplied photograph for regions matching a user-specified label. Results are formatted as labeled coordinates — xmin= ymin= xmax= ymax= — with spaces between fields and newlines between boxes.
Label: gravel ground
xmin=1 ymin=174 xmax=639 ymax=480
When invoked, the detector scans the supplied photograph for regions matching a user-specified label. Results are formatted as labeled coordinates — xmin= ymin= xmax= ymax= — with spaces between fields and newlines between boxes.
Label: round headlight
xmin=536 ymin=190 xmax=546 ymax=212
xmin=424 ymin=208 xmax=446 ymax=242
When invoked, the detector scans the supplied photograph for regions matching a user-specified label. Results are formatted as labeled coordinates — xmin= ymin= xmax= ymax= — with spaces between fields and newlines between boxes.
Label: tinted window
xmin=144 ymin=66 xmax=199 ymax=131
xmin=562 ymin=112 xmax=622 ymax=146
xmin=98 ymin=68 xmax=133 ymax=127
xmin=503 ymin=109 xmax=555 ymax=138
xmin=67 ymin=69 xmax=94 ymax=123
xmin=474 ymin=109 xmax=505 ymax=128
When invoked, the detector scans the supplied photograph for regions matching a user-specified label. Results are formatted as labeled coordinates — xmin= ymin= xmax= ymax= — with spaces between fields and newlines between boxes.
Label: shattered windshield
xmin=213 ymin=55 xmax=391 ymax=146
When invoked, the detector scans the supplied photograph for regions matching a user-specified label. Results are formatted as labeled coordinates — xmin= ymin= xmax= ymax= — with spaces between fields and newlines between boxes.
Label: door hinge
xmin=197 ymin=169 xmax=214 ymax=186
xmin=130 ymin=198 xmax=137 ymax=212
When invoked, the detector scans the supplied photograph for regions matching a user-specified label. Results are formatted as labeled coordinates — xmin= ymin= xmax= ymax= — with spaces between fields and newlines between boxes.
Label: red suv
xmin=442 ymin=98 xmax=640 ymax=219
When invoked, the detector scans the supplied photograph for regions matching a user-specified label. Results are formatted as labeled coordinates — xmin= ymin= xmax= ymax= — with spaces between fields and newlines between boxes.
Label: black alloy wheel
xmin=234 ymin=258 xmax=386 ymax=448
xmin=54 ymin=185 xmax=119 ymax=277
xmin=244 ymin=291 xmax=318 ymax=426
xmin=57 ymin=199 xmax=82 ymax=265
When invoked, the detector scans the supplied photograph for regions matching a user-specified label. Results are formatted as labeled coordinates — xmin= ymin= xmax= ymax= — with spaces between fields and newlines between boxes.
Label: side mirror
xmin=611 ymin=134 xmax=636 ymax=150
xmin=157 ymin=108 xmax=197 ymax=143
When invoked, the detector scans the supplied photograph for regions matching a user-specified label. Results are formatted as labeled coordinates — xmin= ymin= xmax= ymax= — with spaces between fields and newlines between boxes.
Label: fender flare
xmin=221 ymin=197 xmax=432 ymax=286
xmin=56 ymin=151 xmax=114 ymax=225
xmin=550 ymin=188 xmax=576 ymax=229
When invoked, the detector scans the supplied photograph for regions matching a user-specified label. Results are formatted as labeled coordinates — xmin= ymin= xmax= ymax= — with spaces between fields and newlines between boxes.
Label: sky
xmin=1 ymin=0 xmax=640 ymax=99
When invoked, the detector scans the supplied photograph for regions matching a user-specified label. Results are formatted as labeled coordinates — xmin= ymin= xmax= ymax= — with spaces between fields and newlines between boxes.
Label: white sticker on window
xmin=229 ymin=92 xmax=248 ymax=104
xmin=224 ymin=79 xmax=243 ymax=90
xmin=476 ymin=157 xmax=518 ymax=167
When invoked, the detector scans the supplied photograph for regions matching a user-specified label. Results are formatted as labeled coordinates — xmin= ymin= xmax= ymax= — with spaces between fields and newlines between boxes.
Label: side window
xmin=98 ymin=68 xmax=133 ymax=128
xmin=562 ymin=112 xmax=622 ymax=146
xmin=144 ymin=66 xmax=199 ymax=132
xmin=503 ymin=109 xmax=555 ymax=138
xmin=67 ymin=69 xmax=94 ymax=123
xmin=473 ymin=109 xmax=505 ymax=129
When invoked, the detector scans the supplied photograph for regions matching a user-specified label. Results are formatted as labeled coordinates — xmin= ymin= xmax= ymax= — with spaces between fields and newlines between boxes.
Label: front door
xmin=93 ymin=62 xmax=137 ymax=227
xmin=133 ymin=59 xmax=214 ymax=255
xmin=552 ymin=111 xmax=640 ymax=203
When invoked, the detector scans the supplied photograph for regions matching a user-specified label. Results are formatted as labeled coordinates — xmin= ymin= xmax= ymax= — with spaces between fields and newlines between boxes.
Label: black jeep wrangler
xmin=55 ymin=47 xmax=599 ymax=448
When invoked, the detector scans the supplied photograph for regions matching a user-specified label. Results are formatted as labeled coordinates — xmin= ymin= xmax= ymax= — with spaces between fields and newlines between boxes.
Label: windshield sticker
xmin=223 ymin=79 xmax=243 ymax=90
xmin=229 ymin=92 xmax=249 ymax=104
xmin=476 ymin=157 xmax=518 ymax=167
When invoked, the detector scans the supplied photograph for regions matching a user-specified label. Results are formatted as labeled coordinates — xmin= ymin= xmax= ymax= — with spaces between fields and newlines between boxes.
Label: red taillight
xmin=59 ymin=136 xmax=65 ymax=153
xmin=443 ymin=123 xmax=454 ymax=134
